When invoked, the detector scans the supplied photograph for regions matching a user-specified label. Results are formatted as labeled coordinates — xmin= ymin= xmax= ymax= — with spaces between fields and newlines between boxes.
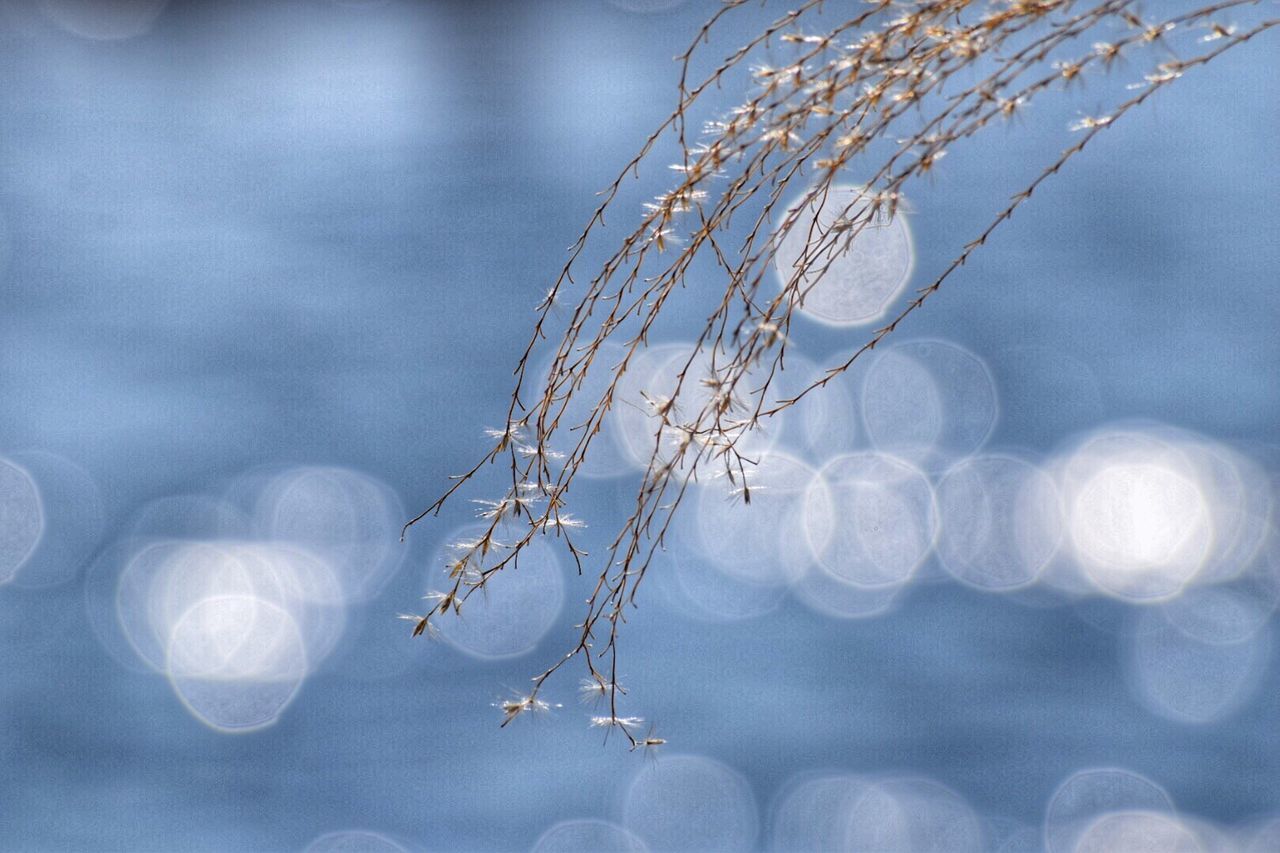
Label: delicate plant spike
xmin=404 ymin=0 xmax=1277 ymax=749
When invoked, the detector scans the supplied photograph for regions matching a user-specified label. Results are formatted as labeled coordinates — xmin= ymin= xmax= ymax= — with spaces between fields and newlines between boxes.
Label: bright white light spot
xmin=774 ymin=184 xmax=914 ymax=326
xmin=167 ymin=595 xmax=308 ymax=732
xmin=1070 ymin=462 xmax=1210 ymax=601
xmin=623 ymin=754 xmax=757 ymax=852
xmin=116 ymin=539 xmax=346 ymax=679
xmin=1078 ymin=464 xmax=1206 ymax=568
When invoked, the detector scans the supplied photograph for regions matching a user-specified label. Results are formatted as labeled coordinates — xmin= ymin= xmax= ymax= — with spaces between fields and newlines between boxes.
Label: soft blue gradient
xmin=0 ymin=1 xmax=1277 ymax=851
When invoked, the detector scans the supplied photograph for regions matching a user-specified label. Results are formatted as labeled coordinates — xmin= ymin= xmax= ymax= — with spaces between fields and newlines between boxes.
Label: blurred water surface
xmin=0 ymin=1 xmax=1277 ymax=851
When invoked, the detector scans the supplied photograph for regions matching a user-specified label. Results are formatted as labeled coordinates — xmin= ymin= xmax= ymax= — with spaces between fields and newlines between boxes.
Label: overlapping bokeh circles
xmin=768 ymin=772 xmax=874 ymax=852
xmin=789 ymin=561 xmax=906 ymax=620
xmin=99 ymin=465 xmax=404 ymax=732
xmin=805 ymin=451 xmax=938 ymax=589
xmin=114 ymin=539 xmax=349 ymax=732
xmin=256 ymin=465 xmax=405 ymax=603
xmin=167 ymin=595 xmax=309 ymax=732
xmin=1059 ymin=428 xmax=1220 ymax=601
xmin=861 ymin=339 xmax=998 ymax=473
xmin=843 ymin=776 xmax=984 ymax=853
xmin=935 ymin=454 xmax=1064 ymax=591
xmin=1043 ymin=768 xmax=1176 ymax=853
xmin=1124 ymin=606 xmax=1271 ymax=724
xmin=692 ymin=450 xmax=819 ymax=588
xmin=607 ymin=342 xmax=695 ymax=474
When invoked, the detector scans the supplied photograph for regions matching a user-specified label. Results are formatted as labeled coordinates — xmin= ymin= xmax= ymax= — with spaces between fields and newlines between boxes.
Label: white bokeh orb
xmin=773 ymin=183 xmax=914 ymax=326
xmin=166 ymin=595 xmax=308 ymax=733
xmin=1060 ymin=430 xmax=1216 ymax=602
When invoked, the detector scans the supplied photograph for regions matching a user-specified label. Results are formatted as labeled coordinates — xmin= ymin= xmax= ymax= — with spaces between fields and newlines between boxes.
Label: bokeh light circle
xmin=693 ymin=450 xmax=819 ymax=587
xmin=166 ymin=595 xmax=308 ymax=732
xmin=1044 ymin=768 xmax=1176 ymax=853
xmin=623 ymin=754 xmax=757 ymax=852
xmin=861 ymin=339 xmax=998 ymax=472
xmin=0 ymin=456 xmax=43 ymax=584
xmin=427 ymin=526 xmax=565 ymax=660
xmin=806 ymin=452 xmax=938 ymax=589
xmin=774 ymin=183 xmax=914 ymax=326
xmin=843 ymin=776 xmax=984 ymax=852
xmin=1060 ymin=429 xmax=1216 ymax=602
xmin=935 ymin=454 xmax=1063 ymax=591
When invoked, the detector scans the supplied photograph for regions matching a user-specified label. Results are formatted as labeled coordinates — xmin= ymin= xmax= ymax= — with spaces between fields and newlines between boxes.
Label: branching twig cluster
xmin=402 ymin=0 xmax=1276 ymax=749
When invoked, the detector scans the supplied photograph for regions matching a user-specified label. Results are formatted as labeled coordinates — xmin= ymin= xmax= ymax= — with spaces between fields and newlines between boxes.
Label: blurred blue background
xmin=0 ymin=1 xmax=1276 ymax=850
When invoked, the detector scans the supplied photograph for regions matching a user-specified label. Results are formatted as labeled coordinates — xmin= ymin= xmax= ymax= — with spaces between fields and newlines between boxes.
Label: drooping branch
xmin=402 ymin=0 xmax=1276 ymax=749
